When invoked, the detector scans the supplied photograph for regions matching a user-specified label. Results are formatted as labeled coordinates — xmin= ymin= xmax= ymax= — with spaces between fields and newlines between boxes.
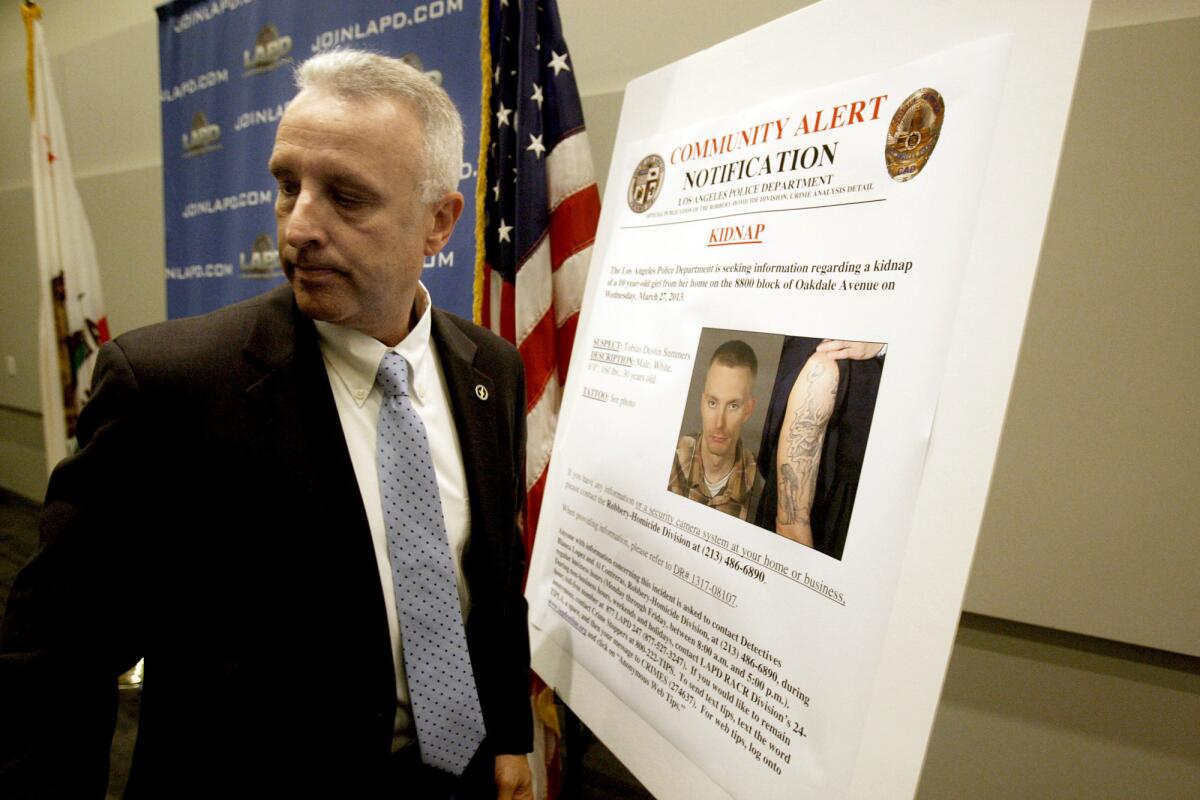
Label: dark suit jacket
xmin=0 ymin=285 xmax=532 ymax=798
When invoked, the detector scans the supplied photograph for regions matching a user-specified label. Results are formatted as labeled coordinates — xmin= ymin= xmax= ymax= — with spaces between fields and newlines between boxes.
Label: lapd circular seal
xmin=627 ymin=154 xmax=665 ymax=213
xmin=885 ymin=88 xmax=945 ymax=182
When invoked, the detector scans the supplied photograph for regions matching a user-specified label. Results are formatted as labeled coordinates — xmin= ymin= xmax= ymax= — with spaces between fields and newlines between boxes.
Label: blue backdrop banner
xmin=157 ymin=0 xmax=482 ymax=320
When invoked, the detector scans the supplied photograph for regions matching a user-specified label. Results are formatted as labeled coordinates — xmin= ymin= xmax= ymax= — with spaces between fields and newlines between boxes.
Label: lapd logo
xmin=627 ymin=154 xmax=665 ymax=213
xmin=243 ymin=24 xmax=293 ymax=75
xmin=885 ymin=88 xmax=945 ymax=182
xmin=399 ymin=52 xmax=442 ymax=86
xmin=240 ymin=233 xmax=282 ymax=279
xmin=181 ymin=111 xmax=222 ymax=157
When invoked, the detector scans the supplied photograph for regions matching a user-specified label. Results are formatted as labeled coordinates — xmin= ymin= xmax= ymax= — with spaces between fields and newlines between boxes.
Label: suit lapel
xmin=242 ymin=289 xmax=368 ymax=529
xmin=430 ymin=310 xmax=502 ymax=541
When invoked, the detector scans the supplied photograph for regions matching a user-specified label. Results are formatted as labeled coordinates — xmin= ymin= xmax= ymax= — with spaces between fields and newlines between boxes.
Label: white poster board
xmin=525 ymin=1 xmax=1091 ymax=798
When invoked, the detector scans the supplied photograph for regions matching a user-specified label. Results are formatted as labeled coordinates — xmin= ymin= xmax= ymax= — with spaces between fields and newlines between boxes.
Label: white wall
xmin=1 ymin=1 xmax=1197 ymax=796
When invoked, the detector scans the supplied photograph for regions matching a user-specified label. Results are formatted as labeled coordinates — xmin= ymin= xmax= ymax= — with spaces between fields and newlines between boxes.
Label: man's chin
xmin=290 ymin=280 xmax=348 ymax=324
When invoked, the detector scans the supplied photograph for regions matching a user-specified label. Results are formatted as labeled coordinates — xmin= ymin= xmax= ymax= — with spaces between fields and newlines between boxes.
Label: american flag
xmin=480 ymin=0 xmax=599 ymax=552
xmin=479 ymin=1 xmax=599 ymax=795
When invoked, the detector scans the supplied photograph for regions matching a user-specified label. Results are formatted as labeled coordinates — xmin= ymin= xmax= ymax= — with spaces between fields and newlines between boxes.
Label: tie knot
xmin=376 ymin=352 xmax=411 ymax=397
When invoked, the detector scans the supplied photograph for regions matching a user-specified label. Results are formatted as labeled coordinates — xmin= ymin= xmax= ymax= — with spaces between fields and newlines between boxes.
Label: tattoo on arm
xmin=777 ymin=359 xmax=836 ymax=526
xmin=779 ymin=463 xmax=807 ymax=526
xmin=785 ymin=364 xmax=833 ymax=462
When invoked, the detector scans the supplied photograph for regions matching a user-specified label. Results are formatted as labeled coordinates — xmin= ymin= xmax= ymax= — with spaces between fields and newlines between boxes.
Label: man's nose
xmin=284 ymin=190 xmax=326 ymax=250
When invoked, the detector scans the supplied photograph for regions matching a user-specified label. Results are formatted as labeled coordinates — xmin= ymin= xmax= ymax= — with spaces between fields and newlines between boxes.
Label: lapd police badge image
xmin=182 ymin=111 xmax=222 ymax=158
xmin=243 ymin=24 xmax=293 ymax=76
xmin=884 ymin=88 xmax=945 ymax=182
xmin=240 ymin=233 xmax=282 ymax=279
xmin=627 ymin=153 xmax=666 ymax=213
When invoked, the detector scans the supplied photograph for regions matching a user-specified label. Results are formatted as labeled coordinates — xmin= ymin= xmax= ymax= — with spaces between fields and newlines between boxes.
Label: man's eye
xmin=333 ymin=193 xmax=365 ymax=208
xmin=277 ymin=181 xmax=298 ymax=197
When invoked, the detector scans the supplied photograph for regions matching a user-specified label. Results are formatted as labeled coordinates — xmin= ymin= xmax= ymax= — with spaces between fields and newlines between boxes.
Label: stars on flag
xmin=526 ymin=133 xmax=546 ymax=159
xmin=497 ymin=218 xmax=514 ymax=243
xmin=547 ymin=49 xmax=570 ymax=76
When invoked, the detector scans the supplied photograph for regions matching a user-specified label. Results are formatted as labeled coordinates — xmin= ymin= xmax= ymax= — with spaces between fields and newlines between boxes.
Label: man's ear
xmin=424 ymin=191 xmax=465 ymax=256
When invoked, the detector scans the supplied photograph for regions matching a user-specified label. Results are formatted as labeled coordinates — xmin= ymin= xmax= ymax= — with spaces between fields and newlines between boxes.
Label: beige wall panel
xmin=578 ymin=91 xmax=623 ymax=197
xmin=556 ymin=1 xmax=1200 ymax=96
xmin=0 ymin=67 xmax=29 ymax=190
xmin=0 ymin=407 xmax=47 ymax=501
xmin=75 ymin=166 xmax=167 ymax=336
xmin=918 ymin=616 xmax=1200 ymax=799
xmin=57 ymin=21 xmax=161 ymax=179
xmin=0 ymin=1 xmax=158 ymax=63
xmin=1089 ymin=0 xmax=1200 ymax=29
xmin=0 ymin=186 xmax=43 ymax=412
xmin=963 ymin=18 xmax=1200 ymax=656
xmin=559 ymin=0 xmax=817 ymax=94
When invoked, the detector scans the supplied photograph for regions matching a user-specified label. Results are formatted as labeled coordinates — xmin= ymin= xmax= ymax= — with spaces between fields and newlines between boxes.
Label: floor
xmin=0 ymin=488 xmax=654 ymax=799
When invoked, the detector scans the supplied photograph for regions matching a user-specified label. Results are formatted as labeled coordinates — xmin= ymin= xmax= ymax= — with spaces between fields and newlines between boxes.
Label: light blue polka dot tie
xmin=376 ymin=352 xmax=487 ymax=776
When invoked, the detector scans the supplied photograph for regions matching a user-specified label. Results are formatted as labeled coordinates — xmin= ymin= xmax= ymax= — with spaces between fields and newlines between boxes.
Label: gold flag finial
xmin=22 ymin=2 xmax=43 ymax=118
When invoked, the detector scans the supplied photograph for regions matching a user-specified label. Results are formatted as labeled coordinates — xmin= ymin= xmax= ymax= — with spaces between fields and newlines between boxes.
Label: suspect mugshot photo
xmin=667 ymin=330 xmax=780 ymax=523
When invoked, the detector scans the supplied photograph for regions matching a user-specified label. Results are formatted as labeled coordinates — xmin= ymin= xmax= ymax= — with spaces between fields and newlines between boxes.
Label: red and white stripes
xmin=482 ymin=127 xmax=600 ymax=544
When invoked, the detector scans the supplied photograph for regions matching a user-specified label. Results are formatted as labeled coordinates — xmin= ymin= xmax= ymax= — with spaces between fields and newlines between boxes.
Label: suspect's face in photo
xmin=668 ymin=335 xmax=767 ymax=523
xmin=700 ymin=362 xmax=755 ymax=459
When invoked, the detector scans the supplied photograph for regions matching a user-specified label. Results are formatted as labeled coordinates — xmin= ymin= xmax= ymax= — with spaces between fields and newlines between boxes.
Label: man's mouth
xmin=286 ymin=259 xmax=344 ymax=280
xmin=293 ymin=262 xmax=340 ymax=273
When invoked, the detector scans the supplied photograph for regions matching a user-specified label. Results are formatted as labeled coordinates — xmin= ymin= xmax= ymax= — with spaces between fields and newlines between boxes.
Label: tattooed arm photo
xmin=775 ymin=352 xmax=838 ymax=546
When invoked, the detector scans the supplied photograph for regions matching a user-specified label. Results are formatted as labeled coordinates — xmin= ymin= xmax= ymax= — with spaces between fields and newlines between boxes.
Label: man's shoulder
xmin=431 ymin=307 xmax=520 ymax=368
xmin=108 ymin=285 xmax=296 ymax=382
xmin=675 ymin=434 xmax=698 ymax=463
xmin=116 ymin=286 xmax=292 ymax=356
xmin=738 ymin=441 xmax=758 ymax=471
xmin=667 ymin=435 xmax=698 ymax=495
xmin=432 ymin=308 xmax=515 ymax=349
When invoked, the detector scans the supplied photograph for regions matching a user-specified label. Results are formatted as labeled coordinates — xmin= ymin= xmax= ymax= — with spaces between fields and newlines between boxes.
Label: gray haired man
xmin=1 ymin=50 xmax=533 ymax=799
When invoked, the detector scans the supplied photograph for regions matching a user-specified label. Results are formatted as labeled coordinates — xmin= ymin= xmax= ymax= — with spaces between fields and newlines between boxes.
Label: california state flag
xmin=23 ymin=2 xmax=111 ymax=471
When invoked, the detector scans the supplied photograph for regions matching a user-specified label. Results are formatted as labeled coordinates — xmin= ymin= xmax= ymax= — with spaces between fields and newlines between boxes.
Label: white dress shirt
xmin=314 ymin=284 xmax=471 ymax=751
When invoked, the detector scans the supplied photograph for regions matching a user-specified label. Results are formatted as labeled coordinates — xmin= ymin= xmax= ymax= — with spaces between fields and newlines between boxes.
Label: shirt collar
xmin=314 ymin=283 xmax=434 ymax=407
xmin=687 ymin=439 xmax=748 ymax=500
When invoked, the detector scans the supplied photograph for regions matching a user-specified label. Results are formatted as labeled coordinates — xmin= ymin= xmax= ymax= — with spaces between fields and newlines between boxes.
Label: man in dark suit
xmin=0 ymin=50 xmax=533 ymax=799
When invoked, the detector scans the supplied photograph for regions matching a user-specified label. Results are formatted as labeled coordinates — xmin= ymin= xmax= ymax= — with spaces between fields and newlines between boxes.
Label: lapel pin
xmin=475 ymin=384 xmax=489 ymax=401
